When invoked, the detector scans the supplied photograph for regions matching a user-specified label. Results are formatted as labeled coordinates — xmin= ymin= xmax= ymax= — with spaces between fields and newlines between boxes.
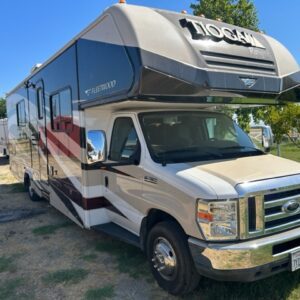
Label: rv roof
xmin=7 ymin=4 xmax=300 ymax=103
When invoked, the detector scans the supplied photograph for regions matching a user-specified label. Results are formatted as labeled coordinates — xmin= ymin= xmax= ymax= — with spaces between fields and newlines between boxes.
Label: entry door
xmin=103 ymin=116 xmax=144 ymax=234
xmin=30 ymin=81 xmax=48 ymax=186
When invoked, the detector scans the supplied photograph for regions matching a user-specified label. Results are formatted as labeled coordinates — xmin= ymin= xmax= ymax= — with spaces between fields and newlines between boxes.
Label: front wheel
xmin=146 ymin=221 xmax=200 ymax=295
xmin=24 ymin=176 xmax=41 ymax=202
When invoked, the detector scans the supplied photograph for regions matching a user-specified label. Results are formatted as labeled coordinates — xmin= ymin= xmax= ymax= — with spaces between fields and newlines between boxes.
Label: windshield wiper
xmin=221 ymin=146 xmax=264 ymax=154
xmin=157 ymin=149 xmax=223 ymax=166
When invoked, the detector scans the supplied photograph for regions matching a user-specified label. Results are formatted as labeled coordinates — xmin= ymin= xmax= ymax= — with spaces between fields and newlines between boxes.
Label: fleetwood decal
xmin=85 ymin=80 xmax=117 ymax=97
xmin=180 ymin=18 xmax=265 ymax=49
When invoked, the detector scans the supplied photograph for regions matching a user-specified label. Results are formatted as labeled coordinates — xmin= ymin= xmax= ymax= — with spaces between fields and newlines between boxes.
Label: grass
xmin=80 ymin=253 xmax=98 ymax=262
xmin=0 ymin=256 xmax=15 ymax=273
xmin=185 ymin=270 xmax=300 ymax=300
xmin=270 ymin=143 xmax=300 ymax=162
xmin=85 ymin=284 xmax=115 ymax=300
xmin=0 ymin=278 xmax=25 ymax=300
xmin=94 ymin=238 xmax=150 ymax=279
xmin=42 ymin=268 xmax=89 ymax=285
xmin=32 ymin=221 xmax=72 ymax=236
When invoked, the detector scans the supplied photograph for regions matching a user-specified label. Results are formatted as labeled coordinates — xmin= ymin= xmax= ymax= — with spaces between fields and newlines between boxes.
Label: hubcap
xmin=152 ymin=237 xmax=177 ymax=280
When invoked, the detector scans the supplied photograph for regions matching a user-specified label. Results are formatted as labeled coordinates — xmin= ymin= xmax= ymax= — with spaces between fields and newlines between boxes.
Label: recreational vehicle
xmin=0 ymin=118 xmax=9 ymax=157
xmin=6 ymin=3 xmax=300 ymax=295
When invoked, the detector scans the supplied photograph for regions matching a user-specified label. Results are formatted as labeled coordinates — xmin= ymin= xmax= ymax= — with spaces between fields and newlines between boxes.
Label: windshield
xmin=139 ymin=111 xmax=264 ymax=164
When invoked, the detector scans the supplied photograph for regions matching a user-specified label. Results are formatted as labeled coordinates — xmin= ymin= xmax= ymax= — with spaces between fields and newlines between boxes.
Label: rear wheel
xmin=146 ymin=221 xmax=200 ymax=295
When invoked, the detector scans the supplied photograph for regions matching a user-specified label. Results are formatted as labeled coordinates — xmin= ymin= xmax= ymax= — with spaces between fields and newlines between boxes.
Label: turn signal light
xmin=197 ymin=211 xmax=213 ymax=222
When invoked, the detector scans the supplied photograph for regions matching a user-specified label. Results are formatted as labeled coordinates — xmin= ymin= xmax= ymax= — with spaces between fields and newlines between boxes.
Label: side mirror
xmin=86 ymin=130 xmax=107 ymax=164
xmin=262 ymin=128 xmax=272 ymax=153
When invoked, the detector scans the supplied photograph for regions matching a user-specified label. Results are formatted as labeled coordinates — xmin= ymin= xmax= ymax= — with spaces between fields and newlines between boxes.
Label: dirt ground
xmin=2 ymin=156 xmax=300 ymax=300
xmin=0 ymin=157 xmax=175 ymax=300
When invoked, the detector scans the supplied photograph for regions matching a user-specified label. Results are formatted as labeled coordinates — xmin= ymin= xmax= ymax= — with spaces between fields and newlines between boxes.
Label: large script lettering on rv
xmin=180 ymin=18 xmax=265 ymax=49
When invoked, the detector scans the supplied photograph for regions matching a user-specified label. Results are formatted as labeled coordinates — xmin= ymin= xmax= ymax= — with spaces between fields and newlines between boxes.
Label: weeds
xmin=95 ymin=238 xmax=150 ymax=279
xmin=85 ymin=284 xmax=115 ymax=300
xmin=0 ymin=256 xmax=15 ymax=273
xmin=42 ymin=268 xmax=89 ymax=285
xmin=32 ymin=221 xmax=72 ymax=235
xmin=80 ymin=253 xmax=98 ymax=262
xmin=0 ymin=278 xmax=25 ymax=300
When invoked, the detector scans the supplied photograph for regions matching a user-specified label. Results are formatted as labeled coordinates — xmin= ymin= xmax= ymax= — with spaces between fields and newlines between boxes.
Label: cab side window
xmin=109 ymin=117 xmax=140 ymax=163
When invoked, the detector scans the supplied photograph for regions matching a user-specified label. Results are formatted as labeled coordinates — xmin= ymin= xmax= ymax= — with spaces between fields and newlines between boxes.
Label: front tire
xmin=146 ymin=221 xmax=200 ymax=295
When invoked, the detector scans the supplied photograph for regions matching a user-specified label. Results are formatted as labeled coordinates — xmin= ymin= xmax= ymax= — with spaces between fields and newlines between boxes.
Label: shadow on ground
xmin=0 ymin=156 xmax=9 ymax=166
xmin=0 ymin=183 xmax=25 ymax=193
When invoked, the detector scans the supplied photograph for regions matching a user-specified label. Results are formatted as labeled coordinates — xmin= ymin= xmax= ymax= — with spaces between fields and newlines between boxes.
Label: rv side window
xmin=109 ymin=118 xmax=140 ymax=162
xmin=16 ymin=100 xmax=26 ymax=127
xmin=37 ymin=88 xmax=44 ymax=119
xmin=50 ymin=88 xmax=72 ymax=132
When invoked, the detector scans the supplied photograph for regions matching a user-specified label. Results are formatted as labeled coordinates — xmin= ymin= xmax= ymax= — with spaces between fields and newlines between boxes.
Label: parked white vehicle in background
xmin=0 ymin=118 xmax=9 ymax=157
xmin=6 ymin=3 xmax=300 ymax=295
xmin=250 ymin=125 xmax=274 ymax=151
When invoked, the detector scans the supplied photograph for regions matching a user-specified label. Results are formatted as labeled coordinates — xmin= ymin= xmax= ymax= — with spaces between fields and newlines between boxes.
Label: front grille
xmin=264 ymin=190 xmax=300 ymax=234
xmin=200 ymin=51 xmax=277 ymax=75
xmin=243 ymin=187 xmax=300 ymax=238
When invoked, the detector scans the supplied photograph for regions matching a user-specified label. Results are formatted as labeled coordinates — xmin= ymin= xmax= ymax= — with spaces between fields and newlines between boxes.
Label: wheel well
xmin=140 ymin=209 xmax=186 ymax=251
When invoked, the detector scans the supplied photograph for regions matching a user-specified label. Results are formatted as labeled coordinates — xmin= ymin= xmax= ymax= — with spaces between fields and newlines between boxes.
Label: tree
xmin=191 ymin=0 xmax=259 ymax=31
xmin=0 ymin=98 xmax=6 ymax=119
xmin=253 ymin=104 xmax=300 ymax=156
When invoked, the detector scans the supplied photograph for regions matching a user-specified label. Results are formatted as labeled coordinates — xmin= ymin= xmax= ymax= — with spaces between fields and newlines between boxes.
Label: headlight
xmin=197 ymin=199 xmax=238 ymax=241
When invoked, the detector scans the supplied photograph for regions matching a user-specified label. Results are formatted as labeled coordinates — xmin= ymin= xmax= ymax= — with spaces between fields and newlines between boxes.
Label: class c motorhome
xmin=6 ymin=3 xmax=300 ymax=295
xmin=0 ymin=118 xmax=9 ymax=157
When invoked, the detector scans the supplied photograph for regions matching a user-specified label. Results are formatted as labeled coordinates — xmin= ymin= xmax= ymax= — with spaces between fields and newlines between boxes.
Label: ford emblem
xmin=282 ymin=201 xmax=300 ymax=214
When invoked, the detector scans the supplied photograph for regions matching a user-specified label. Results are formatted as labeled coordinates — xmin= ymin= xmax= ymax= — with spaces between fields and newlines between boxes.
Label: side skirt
xmin=92 ymin=222 xmax=141 ymax=248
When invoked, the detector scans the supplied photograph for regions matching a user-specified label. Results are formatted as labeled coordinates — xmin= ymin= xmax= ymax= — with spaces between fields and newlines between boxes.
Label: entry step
xmin=92 ymin=222 xmax=140 ymax=248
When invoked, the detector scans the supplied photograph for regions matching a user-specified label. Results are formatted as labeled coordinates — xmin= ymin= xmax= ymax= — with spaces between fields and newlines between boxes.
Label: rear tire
xmin=146 ymin=221 xmax=200 ymax=295
xmin=24 ymin=176 xmax=41 ymax=202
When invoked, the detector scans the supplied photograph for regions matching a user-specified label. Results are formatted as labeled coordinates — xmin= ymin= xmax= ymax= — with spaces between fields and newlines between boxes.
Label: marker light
xmin=119 ymin=0 xmax=126 ymax=3
xmin=181 ymin=10 xmax=187 ymax=14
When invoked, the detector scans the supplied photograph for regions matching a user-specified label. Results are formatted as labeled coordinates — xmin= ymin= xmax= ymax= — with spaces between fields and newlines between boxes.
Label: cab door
xmin=103 ymin=116 xmax=145 ymax=234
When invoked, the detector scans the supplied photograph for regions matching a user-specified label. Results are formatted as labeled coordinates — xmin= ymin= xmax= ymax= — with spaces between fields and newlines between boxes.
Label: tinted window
xmin=37 ymin=88 xmax=44 ymax=119
xmin=50 ymin=88 xmax=72 ymax=132
xmin=17 ymin=100 xmax=26 ymax=126
xmin=60 ymin=89 xmax=72 ymax=118
xmin=109 ymin=118 xmax=140 ymax=162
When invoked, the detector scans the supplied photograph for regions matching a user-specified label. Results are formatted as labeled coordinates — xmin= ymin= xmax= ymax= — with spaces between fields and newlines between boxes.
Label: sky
xmin=0 ymin=0 xmax=299 ymax=98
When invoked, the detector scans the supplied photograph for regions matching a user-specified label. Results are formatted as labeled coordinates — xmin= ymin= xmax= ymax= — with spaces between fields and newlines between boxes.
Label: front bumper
xmin=188 ymin=226 xmax=300 ymax=282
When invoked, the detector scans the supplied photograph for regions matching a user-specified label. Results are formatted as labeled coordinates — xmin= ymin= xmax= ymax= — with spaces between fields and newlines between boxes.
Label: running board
xmin=92 ymin=223 xmax=141 ymax=248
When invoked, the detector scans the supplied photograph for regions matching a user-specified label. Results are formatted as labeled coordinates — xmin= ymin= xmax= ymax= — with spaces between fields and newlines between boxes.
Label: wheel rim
xmin=152 ymin=237 xmax=177 ymax=281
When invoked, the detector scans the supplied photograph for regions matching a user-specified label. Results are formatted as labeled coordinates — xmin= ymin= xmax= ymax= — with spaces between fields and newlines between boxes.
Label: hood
xmin=187 ymin=154 xmax=300 ymax=187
